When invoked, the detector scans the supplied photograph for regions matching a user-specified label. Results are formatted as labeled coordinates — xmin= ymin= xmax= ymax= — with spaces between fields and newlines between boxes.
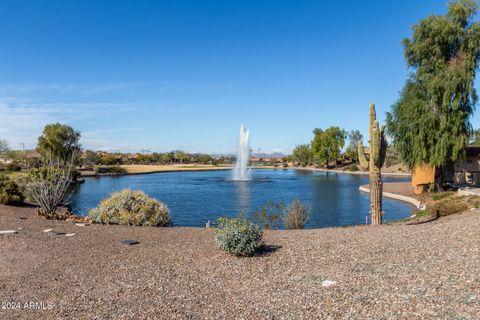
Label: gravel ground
xmin=0 ymin=204 xmax=479 ymax=319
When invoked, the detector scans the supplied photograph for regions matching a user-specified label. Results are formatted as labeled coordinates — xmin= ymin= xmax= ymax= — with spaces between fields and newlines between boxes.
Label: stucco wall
xmin=411 ymin=165 xmax=435 ymax=194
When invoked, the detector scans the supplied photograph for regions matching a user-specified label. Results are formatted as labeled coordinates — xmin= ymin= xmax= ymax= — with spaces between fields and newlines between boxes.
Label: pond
xmin=70 ymin=169 xmax=413 ymax=228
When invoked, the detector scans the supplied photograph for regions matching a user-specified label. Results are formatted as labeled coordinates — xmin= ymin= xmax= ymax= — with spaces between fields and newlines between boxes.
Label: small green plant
xmin=214 ymin=217 xmax=263 ymax=256
xmin=0 ymin=175 xmax=24 ymax=204
xmin=283 ymin=198 xmax=310 ymax=229
xmin=88 ymin=189 xmax=171 ymax=226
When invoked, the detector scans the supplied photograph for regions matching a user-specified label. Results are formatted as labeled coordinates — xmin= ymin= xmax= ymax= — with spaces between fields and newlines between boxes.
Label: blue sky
xmin=0 ymin=0 xmax=478 ymax=154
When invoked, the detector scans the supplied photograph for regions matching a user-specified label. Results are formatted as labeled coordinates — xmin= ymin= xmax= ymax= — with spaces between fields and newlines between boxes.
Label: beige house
xmin=411 ymin=146 xmax=480 ymax=193
xmin=452 ymin=147 xmax=480 ymax=186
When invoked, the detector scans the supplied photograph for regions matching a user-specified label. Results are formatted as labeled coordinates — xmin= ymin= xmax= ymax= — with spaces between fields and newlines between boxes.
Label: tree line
xmin=291 ymin=128 xmax=363 ymax=168
xmin=0 ymin=123 xmax=231 ymax=170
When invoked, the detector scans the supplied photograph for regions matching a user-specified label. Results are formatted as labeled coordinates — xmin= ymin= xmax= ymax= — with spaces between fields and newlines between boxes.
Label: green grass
xmin=431 ymin=191 xmax=455 ymax=201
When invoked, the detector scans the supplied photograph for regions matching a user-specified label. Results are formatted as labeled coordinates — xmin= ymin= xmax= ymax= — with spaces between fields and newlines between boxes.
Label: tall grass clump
xmin=88 ymin=189 xmax=172 ymax=227
xmin=214 ymin=217 xmax=263 ymax=256
xmin=283 ymin=198 xmax=310 ymax=229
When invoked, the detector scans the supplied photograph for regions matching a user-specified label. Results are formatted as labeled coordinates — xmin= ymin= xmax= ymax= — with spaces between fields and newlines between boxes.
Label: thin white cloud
xmin=0 ymin=97 xmax=139 ymax=150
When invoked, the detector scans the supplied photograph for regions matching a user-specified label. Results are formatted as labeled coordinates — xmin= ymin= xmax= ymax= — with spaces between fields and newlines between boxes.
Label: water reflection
xmin=234 ymin=180 xmax=251 ymax=216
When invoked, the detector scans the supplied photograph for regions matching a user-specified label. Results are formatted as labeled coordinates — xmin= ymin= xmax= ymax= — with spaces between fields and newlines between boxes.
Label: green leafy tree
xmin=83 ymin=150 xmax=100 ymax=165
xmin=99 ymin=153 xmax=119 ymax=165
xmin=174 ymin=150 xmax=190 ymax=163
xmin=311 ymin=127 xmax=346 ymax=167
xmin=292 ymin=144 xmax=314 ymax=167
xmin=160 ymin=153 xmax=175 ymax=164
xmin=345 ymin=130 xmax=363 ymax=161
xmin=37 ymin=123 xmax=81 ymax=162
xmin=387 ymin=0 xmax=480 ymax=185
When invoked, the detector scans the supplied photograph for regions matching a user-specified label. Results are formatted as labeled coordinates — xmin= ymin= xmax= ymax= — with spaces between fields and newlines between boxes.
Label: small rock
xmin=321 ymin=280 xmax=337 ymax=287
xmin=48 ymin=231 xmax=66 ymax=236
xmin=0 ymin=230 xmax=17 ymax=235
xmin=43 ymin=229 xmax=54 ymax=233
xmin=75 ymin=223 xmax=89 ymax=227
xmin=65 ymin=233 xmax=76 ymax=237
xmin=121 ymin=239 xmax=139 ymax=246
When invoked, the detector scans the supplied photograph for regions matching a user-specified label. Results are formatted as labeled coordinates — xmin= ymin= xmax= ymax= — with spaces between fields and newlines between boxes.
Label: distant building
xmin=411 ymin=146 xmax=480 ymax=193
xmin=452 ymin=147 xmax=480 ymax=186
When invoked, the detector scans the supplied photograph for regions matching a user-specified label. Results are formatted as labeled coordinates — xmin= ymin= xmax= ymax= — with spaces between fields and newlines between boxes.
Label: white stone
xmin=0 ymin=230 xmax=17 ymax=234
xmin=43 ymin=229 xmax=54 ymax=233
xmin=321 ymin=280 xmax=337 ymax=287
xmin=65 ymin=233 xmax=76 ymax=237
xmin=75 ymin=223 xmax=89 ymax=227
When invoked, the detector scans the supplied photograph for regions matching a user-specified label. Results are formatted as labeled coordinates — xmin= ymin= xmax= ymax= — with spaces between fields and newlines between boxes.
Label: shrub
xmin=254 ymin=200 xmax=284 ymax=229
xmin=94 ymin=165 xmax=126 ymax=174
xmin=283 ymin=198 xmax=310 ymax=229
xmin=431 ymin=191 xmax=455 ymax=201
xmin=88 ymin=189 xmax=171 ymax=227
xmin=0 ymin=175 xmax=24 ymax=204
xmin=349 ymin=164 xmax=359 ymax=172
xmin=214 ymin=217 xmax=263 ymax=256
xmin=109 ymin=165 xmax=126 ymax=174
xmin=6 ymin=163 xmax=21 ymax=172
xmin=430 ymin=197 xmax=468 ymax=217
xmin=26 ymin=162 xmax=74 ymax=219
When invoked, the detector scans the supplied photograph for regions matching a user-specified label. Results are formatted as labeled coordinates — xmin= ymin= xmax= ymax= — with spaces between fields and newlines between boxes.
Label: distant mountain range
xmin=251 ymin=152 xmax=287 ymax=158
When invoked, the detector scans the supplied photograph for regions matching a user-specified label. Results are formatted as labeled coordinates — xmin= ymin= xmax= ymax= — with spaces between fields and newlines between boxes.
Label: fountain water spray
xmin=232 ymin=125 xmax=251 ymax=181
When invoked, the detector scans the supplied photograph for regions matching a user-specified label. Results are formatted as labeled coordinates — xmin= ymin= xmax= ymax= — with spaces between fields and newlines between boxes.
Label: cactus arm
xmin=358 ymin=141 xmax=369 ymax=170
xmin=379 ymin=125 xmax=388 ymax=168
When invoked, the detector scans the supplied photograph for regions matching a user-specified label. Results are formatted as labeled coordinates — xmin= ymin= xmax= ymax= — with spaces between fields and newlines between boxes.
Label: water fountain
xmin=232 ymin=125 xmax=251 ymax=181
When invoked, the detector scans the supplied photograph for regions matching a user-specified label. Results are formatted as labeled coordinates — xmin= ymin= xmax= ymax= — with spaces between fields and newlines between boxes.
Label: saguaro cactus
xmin=368 ymin=103 xmax=387 ymax=226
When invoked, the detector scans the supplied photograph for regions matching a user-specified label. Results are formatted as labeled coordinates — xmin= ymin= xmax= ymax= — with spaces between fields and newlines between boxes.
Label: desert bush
xmin=214 ymin=217 xmax=263 ymax=256
xmin=0 ymin=175 xmax=24 ymax=204
xmin=88 ymin=189 xmax=171 ymax=227
xmin=109 ymin=165 xmax=126 ymax=174
xmin=6 ymin=163 xmax=21 ymax=172
xmin=430 ymin=197 xmax=468 ymax=217
xmin=254 ymin=200 xmax=284 ymax=229
xmin=283 ymin=198 xmax=310 ymax=229
xmin=431 ymin=191 xmax=455 ymax=201
xmin=94 ymin=165 xmax=126 ymax=174
xmin=26 ymin=161 xmax=74 ymax=219
xmin=349 ymin=164 xmax=359 ymax=172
